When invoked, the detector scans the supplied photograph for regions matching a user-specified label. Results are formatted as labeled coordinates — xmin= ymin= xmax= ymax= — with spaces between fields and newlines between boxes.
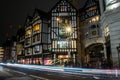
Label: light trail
xmin=0 ymin=62 xmax=120 ymax=77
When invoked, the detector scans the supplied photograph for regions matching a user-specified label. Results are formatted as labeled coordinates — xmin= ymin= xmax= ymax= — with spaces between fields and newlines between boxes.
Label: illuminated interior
xmin=86 ymin=6 xmax=97 ymax=12
xmin=89 ymin=16 xmax=99 ymax=23
xmin=57 ymin=41 xmax=68 ymax=48
xmin=25 ymin=29 xmax=31 ymax=36
xmin=33 ymin=24 xmax=40 ymax=32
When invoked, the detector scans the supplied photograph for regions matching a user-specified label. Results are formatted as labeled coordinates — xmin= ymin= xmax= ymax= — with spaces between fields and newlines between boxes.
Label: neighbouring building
xmin=100 ymin=0 xmax=120 ymax=68
xmin=0 ymin=47 xmax=4 ymax=62
xmin=2 ymin=36 xmax=16 ymax=63
xmin=16 ymin=26 xmax=25 ymax=64
xmin=23 ymin=9 xmax=50 ymax=65
xmin=79 ymin=0 xmax=104 ymax=68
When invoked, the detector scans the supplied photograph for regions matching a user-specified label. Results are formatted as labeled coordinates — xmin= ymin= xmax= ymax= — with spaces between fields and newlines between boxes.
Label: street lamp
xmin=117 ymin=44 xmax=120 ymax=68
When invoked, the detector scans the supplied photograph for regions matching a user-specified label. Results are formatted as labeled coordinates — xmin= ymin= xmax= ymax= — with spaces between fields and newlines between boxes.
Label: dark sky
xmin=0 ymin=0 xmax=85 ymax=45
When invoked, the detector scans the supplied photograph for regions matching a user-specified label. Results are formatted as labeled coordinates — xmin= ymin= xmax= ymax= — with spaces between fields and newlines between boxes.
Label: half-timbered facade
xmin=23 ymin=9 xmax=50 ymax=65
xmin=50 ymin=0 xmax=77 ymax=66
xmin=31 ymin=9 xmax=50 ymax=65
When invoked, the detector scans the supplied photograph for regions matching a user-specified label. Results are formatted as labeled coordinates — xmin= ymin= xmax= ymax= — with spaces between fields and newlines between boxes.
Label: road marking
xmin=93 ymin=76 xmax=100 ymax=79
xmin=8 ymin=69 xmax=26 ymax=75
xmin=4 ymin=68 xmax=26 ymax=75
xmin=29 ymin=74 xmax=49 ymax=80
xmin=5 ymin=68 xmax=49 ymax=80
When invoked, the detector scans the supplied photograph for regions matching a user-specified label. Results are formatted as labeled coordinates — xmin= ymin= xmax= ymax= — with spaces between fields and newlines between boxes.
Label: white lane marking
xmin=5 ymin=68 xmax=49 ymax=80
xmin=29 ymin=74 xmax=49 ymax=80
xmin=4 ymin=68 xmax=26 ymax=75
xmin=93 ymin=76 xmax=100 ymax=79
xmin=8 ymin=69 xmax=26 ymax=75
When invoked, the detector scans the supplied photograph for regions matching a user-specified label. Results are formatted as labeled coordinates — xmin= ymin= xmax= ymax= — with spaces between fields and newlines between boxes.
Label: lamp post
xmin=117 ymin=44 xmax=120 ymax=68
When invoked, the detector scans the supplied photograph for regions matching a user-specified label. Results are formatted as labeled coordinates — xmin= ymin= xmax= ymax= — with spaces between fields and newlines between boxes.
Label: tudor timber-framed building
xmin=17 ymin=0 xmax=79 ymax=66
xmin=16 ymin=0 xmax=115 ymax=68
xmin=50 ymin=0 xmax=78 ymax=66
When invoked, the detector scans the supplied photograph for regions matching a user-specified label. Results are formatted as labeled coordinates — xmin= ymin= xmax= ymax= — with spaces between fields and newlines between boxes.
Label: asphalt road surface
xmin=0 ymin=64 xmax=120 ymax=80
xmin=0 ymin=66 xmax=38 ymax=80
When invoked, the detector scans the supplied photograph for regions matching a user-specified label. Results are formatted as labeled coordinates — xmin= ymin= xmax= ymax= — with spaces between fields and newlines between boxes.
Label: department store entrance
xmin=85 ymin=43 xmax=104 ymax=68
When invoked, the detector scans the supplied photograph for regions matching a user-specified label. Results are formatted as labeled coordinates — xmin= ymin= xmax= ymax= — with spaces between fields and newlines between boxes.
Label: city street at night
xmin=1 ymin=0 xmax=120 ymax=79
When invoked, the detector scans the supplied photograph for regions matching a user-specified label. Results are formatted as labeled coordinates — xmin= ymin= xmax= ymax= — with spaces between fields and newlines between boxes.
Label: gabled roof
xmin=33 ymin=8 xmax=49 ymax=19
xmin=24 ymin=15 xmax=33 ymax=27
xmin=49 ymin=0 xmax=77 ymax=13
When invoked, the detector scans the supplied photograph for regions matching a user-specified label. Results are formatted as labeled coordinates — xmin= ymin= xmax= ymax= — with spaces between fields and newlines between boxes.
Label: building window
xmin=57 ymin=41 xmax=68 ymax=48
xmin=25 ymin=29 xmax=31 ymax=37
xmin=25 ymin=38 xmax=30 ymax=45
xmin=33 ymin=36 xmax=36 ymax=43
xmin=89 ymin=24 xmax=100 ymax=38
xmin=104 ymin=26 xmax=110 ymax=41
xmin=33 ymin=24 xmax=41 ymax=32
xmin=33 ymin=33 xmax=40 ymax=42
xmin=37 ymin=34 xmax=40 ymax=41
xmin=25 ymin=48 xmax=32 ymax=55
xmin=34 ymin=45 xmax=40 ymax=53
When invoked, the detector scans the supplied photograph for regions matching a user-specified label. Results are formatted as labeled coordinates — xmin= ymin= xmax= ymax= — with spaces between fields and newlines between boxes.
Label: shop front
xmin=44 ymin=55 xmax=52 ymax=65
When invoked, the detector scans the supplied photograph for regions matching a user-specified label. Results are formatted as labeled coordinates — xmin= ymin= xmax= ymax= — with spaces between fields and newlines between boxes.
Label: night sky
xmin=0 ymin=0 xmax=85 ymax=45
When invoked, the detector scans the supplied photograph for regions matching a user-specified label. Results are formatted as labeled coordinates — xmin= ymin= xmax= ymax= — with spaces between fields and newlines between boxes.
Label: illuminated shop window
xmin=25 ymin=29 xmax=31 ymax=37
xmin=33 ymin=24 xmax=40 ymax=32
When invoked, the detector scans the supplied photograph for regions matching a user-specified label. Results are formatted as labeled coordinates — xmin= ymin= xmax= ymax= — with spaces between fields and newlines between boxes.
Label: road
xmin=0 ymin=66 xmax=37 ymax=80
xmin=0 ymin=63 xmax=120 ymax=80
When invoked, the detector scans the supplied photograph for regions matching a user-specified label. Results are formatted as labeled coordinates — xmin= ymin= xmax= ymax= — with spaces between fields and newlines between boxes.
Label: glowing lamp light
xmin=66 ymin=27 xmax=72 ymax=33
xmin=56 ymin=17 xmax=60 ymax=22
